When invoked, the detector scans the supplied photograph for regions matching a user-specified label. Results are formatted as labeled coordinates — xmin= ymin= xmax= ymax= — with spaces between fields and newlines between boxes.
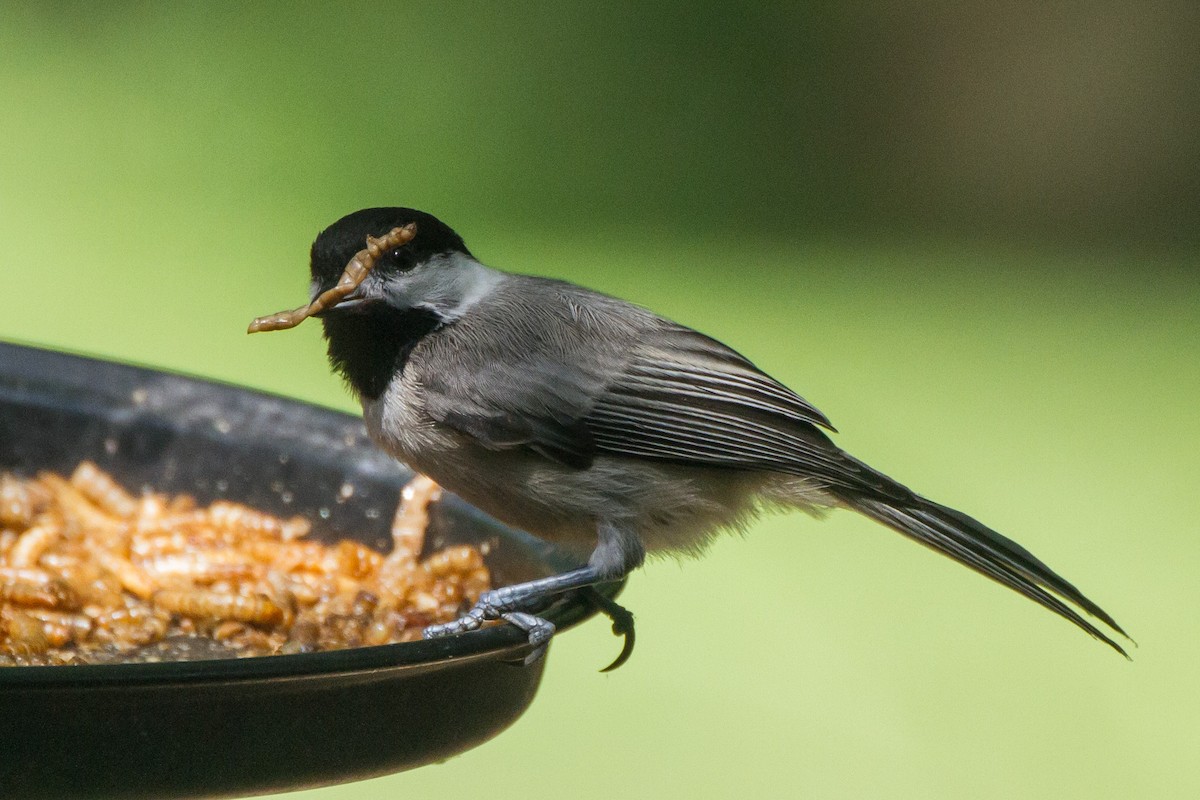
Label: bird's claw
xmin=581 ymin=587 xmax=636 ymax=672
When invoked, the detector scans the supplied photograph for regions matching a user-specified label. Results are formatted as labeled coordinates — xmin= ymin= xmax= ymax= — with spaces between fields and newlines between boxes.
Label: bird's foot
xmin=422 ymin=588 xmax=557 ymax=665
xmin=423 ymin=566 xmax=602 ymax=665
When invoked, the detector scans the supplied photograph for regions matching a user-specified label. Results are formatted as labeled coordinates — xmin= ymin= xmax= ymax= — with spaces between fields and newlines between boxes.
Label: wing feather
xmin=418 ymin=276 xmax=854 ymax=482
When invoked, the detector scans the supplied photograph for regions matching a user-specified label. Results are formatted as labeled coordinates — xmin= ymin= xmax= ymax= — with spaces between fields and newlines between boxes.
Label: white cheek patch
xmin=382 ymin=254 xmax=505 ymax=321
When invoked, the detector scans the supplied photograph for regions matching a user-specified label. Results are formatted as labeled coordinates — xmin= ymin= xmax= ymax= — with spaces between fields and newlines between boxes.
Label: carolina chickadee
xmin=265 ymin=207 xmax=1128 ymax=662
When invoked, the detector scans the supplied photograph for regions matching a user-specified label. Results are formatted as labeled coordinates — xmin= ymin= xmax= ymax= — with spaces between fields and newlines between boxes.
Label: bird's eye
xmin=377 ymin=247 xmax=417 ymax=273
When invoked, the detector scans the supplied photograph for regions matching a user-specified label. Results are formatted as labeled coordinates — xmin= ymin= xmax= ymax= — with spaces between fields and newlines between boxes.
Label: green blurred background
xmin=2 ymin=2 xmax=1198 ymax=798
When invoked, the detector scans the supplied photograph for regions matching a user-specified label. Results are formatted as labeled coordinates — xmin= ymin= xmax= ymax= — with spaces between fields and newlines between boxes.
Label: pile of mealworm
xmin=0 ymin=463 xmax=489 ymax=666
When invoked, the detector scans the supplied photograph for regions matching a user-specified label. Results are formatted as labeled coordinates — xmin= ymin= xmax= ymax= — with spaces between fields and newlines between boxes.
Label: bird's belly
xmin=361 ymin=387 xmax=832 ymax=558
xmin=362 ymin=391 xmax=593 ymax=545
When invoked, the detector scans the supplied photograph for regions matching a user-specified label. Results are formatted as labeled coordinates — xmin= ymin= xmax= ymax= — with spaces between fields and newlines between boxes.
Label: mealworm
xmin=21 ymin=608 xmax=93 ymax=646
xmin=0 ymin=568 xmax=80 ymax=609
xmin=0 ymin=475 xmax=47 ymax=527
xmin=7 ymin=521 xmax=61 ymax=568
xmin=92 ymin=606 xmax=170 ymax=647
xmin=154 ymin=588 xmax=285 ymax=627
xmin=92 ymin=549 xmax=157 ymax=600
xmin=1 ymin=608 xmax=50 ymax=654
xmin=208 ymin=501 xmax=310 ymax=540
xmin=422 ymin=544 xmax=484 ymax=578
xmin=142 ymin=551 xmax=264 ymax=584
xmin=70 ymin=461 xmax=138 ymax=519
xmin=388 ymin=474 xmax=442 ymax=564
xmin=1 ymin=465 xmax=491 ymax=663
xmin=247 ymin=223 xmax=417 ymax=333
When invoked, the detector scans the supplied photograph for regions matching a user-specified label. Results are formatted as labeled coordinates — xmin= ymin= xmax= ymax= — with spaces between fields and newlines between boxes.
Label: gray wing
xmin=424 ymin=347 xmax=601 ymax=469
xmin=416 ymin=276 xmax=876 ymax=491
xmin=587 ymin=322 xmax=901 ymax=495
xmin=416 ymin=277 xmax=622 ymax=469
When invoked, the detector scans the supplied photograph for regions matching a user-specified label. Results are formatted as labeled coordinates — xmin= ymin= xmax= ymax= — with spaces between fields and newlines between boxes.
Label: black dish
xmin=0 ymin=342 xmax=618 ymax=800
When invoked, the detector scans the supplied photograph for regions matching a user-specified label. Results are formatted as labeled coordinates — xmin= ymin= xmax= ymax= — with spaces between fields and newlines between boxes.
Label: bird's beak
xmin=312 ymin=287 xmax=371 ymax=317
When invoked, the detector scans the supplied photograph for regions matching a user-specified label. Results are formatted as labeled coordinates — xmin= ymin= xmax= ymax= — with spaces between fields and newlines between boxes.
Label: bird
xmin=250 ymin=206 xmax=1128 ymax=664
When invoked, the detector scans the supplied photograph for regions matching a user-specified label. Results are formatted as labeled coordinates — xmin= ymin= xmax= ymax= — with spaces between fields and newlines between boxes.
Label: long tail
xmin=835 ymin=463 xmax=1129 ymax=656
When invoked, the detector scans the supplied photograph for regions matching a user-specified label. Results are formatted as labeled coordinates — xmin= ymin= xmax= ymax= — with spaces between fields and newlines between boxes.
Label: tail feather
xmin=847 ymin=493 xmax=1129 ymax=657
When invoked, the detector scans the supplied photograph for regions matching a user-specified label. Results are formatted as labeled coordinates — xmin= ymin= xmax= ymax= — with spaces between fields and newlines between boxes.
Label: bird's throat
xmin=321 ymin=306 xmax=442 ymax=400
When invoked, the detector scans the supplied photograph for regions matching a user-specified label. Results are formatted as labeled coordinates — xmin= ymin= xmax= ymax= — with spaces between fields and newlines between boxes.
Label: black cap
xmin=309 ymin=207 xmax=472 ymax=288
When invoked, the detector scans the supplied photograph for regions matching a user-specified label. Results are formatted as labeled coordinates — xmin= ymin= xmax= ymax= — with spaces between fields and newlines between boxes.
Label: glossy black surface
xmin=0 ymin=342 xmax=616 ymax=799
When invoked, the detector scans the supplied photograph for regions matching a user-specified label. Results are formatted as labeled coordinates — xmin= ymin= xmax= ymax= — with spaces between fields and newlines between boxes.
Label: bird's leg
xmin=423 ymin=521 xmax=643 ymax=665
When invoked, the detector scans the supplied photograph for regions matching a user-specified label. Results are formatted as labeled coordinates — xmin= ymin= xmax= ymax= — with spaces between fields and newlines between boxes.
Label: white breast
xmin=363 ymin=376 xmax=435 ymax=464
